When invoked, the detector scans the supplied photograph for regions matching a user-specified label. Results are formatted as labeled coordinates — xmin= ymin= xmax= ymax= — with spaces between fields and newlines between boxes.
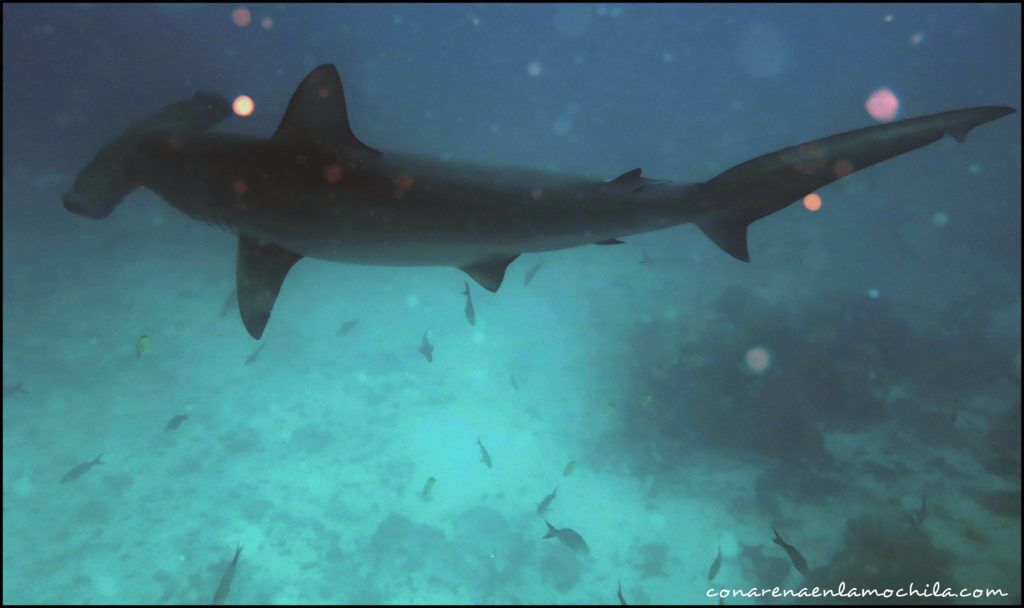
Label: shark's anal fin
xmin=696 ymin=220 xmax=750 ymax=262
xmin=272 ymin=63 xmax=380 ymax=156
xmin=237 ymin=237 xmax=304 ymax=339
xmin=459 ymin=255 xmax=521 ymax=292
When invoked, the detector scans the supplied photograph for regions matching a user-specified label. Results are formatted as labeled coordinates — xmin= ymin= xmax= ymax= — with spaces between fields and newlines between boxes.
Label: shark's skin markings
xmin=64 ymin=64 xmax=1015 ymax=339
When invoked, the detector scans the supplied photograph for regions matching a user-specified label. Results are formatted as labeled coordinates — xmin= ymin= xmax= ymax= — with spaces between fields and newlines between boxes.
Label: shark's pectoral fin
xmin=594 ymin=238 xmax=625 ymax=245
xmin=460 ymin=255 xmax=521 ymax=292
xmin=273 ymin=63 xmax=380 ymax=156
xmin=236 ymin=237 xmax=304 ymax=339
xmin=696 ymin=219 xmax=750 ymax=262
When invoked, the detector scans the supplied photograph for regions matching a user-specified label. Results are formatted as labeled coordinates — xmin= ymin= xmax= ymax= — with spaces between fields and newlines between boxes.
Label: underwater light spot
xmin=232 ymin=95 xmax=254 ymax=117
xmin=803 ymin=193 xmax=822 ymax=212
xmin=867 ymin=288 xmax=880 ymax=299
xmin=527 ymin=62 xmax=542 ymax=77
xmin=232 ymin=179 xmax=247 ymax=196
xmin=931 ymin=211 xmax=949 ymax=227
xmin=231 ymin=6 xmax=251 ymax=27
xmin=866 ymin=88 xmax=899 ymax=122
xmin=323 ymin=164 xmax=343 ymax=183
xmin=531 ymin=188 xmax=544 ymax=201
xmin=910 ymin=32 xmax=924 ymax=46
xmin=744 ymin=346 xmax=772 ymax=374
xmin=260 ymin=16 xmax=273 ymax=29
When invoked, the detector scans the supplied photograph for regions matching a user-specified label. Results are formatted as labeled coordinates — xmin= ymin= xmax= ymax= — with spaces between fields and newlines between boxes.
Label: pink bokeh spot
xmin=745 ymin=347 xmax=772 ymax=374
xmin=866 ymin=88 xmax=899 ymax=122
xmin=231 ymin=7 xmax=251 ymax=28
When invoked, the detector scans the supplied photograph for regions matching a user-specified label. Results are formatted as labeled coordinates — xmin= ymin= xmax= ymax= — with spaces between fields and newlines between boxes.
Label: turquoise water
xmin=3 ymin=4 xmax=1020 ymax=604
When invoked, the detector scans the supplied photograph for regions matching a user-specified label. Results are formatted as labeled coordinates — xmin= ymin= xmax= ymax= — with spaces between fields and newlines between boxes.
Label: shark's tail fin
xmin=64 ymin=91 xmax=231 ymax=219
xmin=693 ymin=106 xmax=1015 ymax=262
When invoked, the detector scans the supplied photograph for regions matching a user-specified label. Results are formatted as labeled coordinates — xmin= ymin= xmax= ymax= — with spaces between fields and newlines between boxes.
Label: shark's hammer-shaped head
xmin=64 ymin=91 xmax=231 ymax=219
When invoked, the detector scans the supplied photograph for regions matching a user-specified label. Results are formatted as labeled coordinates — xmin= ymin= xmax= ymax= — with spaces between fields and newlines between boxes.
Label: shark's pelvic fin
xmin=272 ymin=63 xmax=380 ymax=157
xmin=236 ymin=237 xmax=304 ymax=339
xmin=460 ymin=255 xmax=521 ymax=292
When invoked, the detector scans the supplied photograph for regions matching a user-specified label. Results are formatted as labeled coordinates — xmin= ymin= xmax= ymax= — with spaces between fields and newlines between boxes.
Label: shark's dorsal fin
xmin=460 ymin=255 xmax=521 ymax=292
xmin=237 ymin=236 xmax=304 ymax=339
xmin=272 ymin=64 xmax=380 ymax=156
xmin=611 ymin=168 xmax=642 ymax=182
xmin=696 ymin=219 xmax=750 ymax=262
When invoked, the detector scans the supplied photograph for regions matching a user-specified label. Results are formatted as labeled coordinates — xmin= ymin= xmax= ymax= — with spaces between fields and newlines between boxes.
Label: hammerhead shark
xmin=63 ymin=64 xmax=1014 ymax=339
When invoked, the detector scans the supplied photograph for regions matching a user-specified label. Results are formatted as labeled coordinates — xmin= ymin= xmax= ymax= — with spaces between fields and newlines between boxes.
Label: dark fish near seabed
xmin=639 ymin=249 xmax=653 ymax=265
xmin=165 ymin=414 xmax=189 ymax=431
xmin=617 ymin=579 xmax=628 ymax=605
xmin=419 ymin=330 xmax=434 ymax=362
xmin=135 ymin=333 xmax=150 ymax=357
xmin=772 ymin=528 xmax=810 ymax=577
xmin=543 ymin=519 xmax=590 ymax=555
xmin=61 ymin=454 xmax=104 ymax=483
xmin=462 ymin=281 xmax=476 ymax=326
xmin=914 ymin=495 xmax=928 ymax=526
xmin=476 ymin=436 xmax=492 ymax=468
xmin=536 ymin=486 xmax=558 ymax=515
xmin=523 ymin=260 xmax=543 ymax=286
xmin=708 ymin=544 xmax=722 ymax=581
xmin=3 ymin=381 xmax=29 ymax=397
xmin=337 ymin=318 xmax=359 ymax=336
xmin=510 ymin=374 xmax=519 ymax=391
xmin=563 ymin=460 xmax=577 ymax=477
xmin=212 ymin=544 xmax=243 ymax=605
xmin=421 ymin=476 xmax=436 ymax=501
xmin=244 ymin=342 xmax=267 ymax=365
xmin=220 ymin=289 xmax=236 ymax=317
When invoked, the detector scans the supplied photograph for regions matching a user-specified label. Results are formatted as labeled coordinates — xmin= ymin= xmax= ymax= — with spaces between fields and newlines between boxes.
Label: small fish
xmin=563 ymin=460 xmax=577 ymax=477
xmin=639 ymin=249 xmax=653 ymax=265
xmin=617 ymin=579 xmax=628 ymax=605
xmin=244 ymin=342 xmax=267 ymax=365
xmin=510 ymin=374 xmax=519 ymax=391
xmin=419 ymin=330 xmax=434 ymax=362
xmin=135 ymin=333 xmax=150 ymax=357
xmin=3 ymin=381 xmax=29 ymax=397
xmin=772 ymin=528 xmax=810 ymax=577
xmin=212 ymin=544 xmax=243 ymax=605
xmin=61 ymin=453 xmax=104 ymax=483
xmin=462 ymin=281 xmax=476 ymax=326
xmin=165 ymin=414 xmax=189 ymax=432
xmin=421 ymin=476 xmax=436 ymax=501
xmin=536 ymin=486 xmax=558 ymax=516
xmin=476 ymin=436 xmax=492 ymax=469
xmin=708 ymin=544 xmax=722 ymax=581
xmin=337 ymin=318 xmax=360 ymax=336
xmin=523 ymin=260 xmax=543 ymax=286
xmin=914 ymin=495 xmax=928 ymax=526
xmin=543 ymin=519 xmax=590 ymax=555
xmin=220 ymin=289 xmax=236 ymax=317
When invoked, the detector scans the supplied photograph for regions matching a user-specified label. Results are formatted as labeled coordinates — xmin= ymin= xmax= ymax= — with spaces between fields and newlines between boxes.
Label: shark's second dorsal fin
xmin=237 ymin=236 xmax=304 ymax=339
xmin=272 ymin=64 xmax=380 ymax=156
xmin=611 ymin=168 xmax=642 ymax=183
xmin=460 ymin=254 xmax=521 ymax=292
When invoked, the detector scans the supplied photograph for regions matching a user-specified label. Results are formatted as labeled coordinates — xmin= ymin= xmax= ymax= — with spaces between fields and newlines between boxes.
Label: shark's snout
xmin=63 ymin=190 xmax=113 ymax=219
